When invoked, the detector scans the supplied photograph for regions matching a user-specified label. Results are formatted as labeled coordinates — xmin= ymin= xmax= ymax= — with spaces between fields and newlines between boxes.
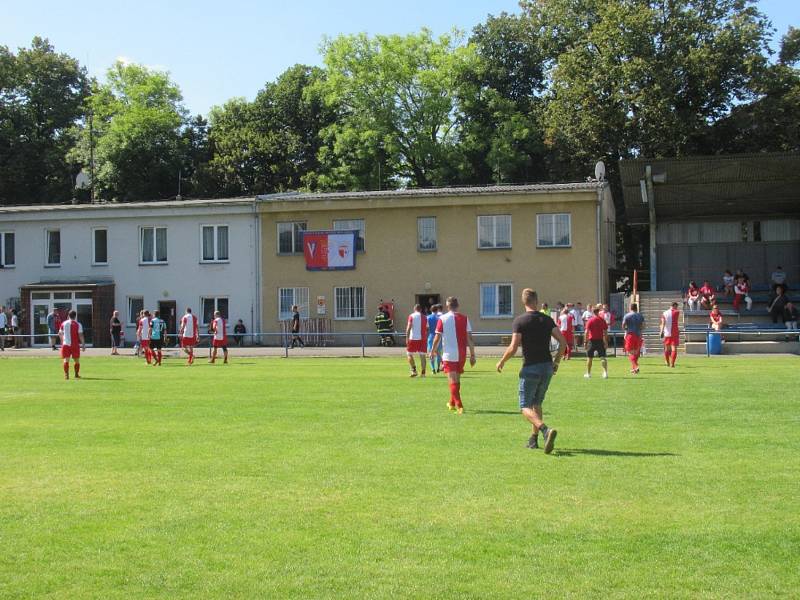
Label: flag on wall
xmin=302 ymin=230 xmax=357 ymax=271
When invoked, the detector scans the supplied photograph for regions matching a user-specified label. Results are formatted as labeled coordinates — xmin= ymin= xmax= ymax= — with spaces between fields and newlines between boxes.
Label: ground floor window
xmin=334 ymin=286 xmax=365 ymax=320
xmin=278 ymin=287 xmax=310 ymax=320
xmin=480 ymin=283 xmax=513 ymax=317
xmin=128 ymin=297 xmax=144 ymax=325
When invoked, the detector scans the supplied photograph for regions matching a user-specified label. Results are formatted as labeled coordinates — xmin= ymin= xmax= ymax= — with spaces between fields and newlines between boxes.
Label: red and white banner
xmin=302 ymin=230 xmax=357 ymax=271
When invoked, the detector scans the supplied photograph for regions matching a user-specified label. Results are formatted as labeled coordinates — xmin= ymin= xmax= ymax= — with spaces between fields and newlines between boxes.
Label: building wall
xmin=260 ymin=189 xmax=611 ymax=339
xmin=0 ymin=202 xmax=260 ymax=343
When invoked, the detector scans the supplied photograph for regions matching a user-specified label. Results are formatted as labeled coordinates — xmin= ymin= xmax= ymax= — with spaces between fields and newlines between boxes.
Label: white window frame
xmin=477 ymin=215 xmax=512 ymax=249
xmin=333 ymin=286 xmax=366 ymax=320
xmin=45 ymin=228 xmax=61 ymax=267
xmin=0 ymin=231 xmax=15 ymax=267
xmin=200 ymin=224 xmax=230 ymax=263
xmin=92 ymin=227 xmax=109 ymax=266
xmin=139 ymin=226 xmax=168 ymax=265
xmin=127 ymin=296 xmax=144 ymax=326
xmin=277 ymin=221 xmax=307 ymax=255
xmin=536 ymin=213 xmax=572 ymax=248
xmin=278 ymin=287 xmax=310 ymax=320
xmin=200 ymin=296 xmax=229 ymax=326
xmin=417 ymin=216 xmax=437 ymax=252
xmin=480 ymin=283 xmax=514 ymax=318
xmin=333 ymin=219 xmax=365 ymax=253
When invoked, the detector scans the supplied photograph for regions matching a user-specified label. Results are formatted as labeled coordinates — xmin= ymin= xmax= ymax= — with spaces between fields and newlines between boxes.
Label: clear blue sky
xmin=2 ymin=0 xmax=796 ymax=117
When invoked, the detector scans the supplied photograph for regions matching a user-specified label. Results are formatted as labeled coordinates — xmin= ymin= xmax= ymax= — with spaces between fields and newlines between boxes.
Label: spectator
xmin=722 ymin=270 xmax=735 ymax=297
xmin=0 ymin=306 xmax=6 ymax=351
xmin=10 ymin=309 xmax=20 ymax=348
xmin=540 ymin=302 xmax=549 ymax=316
xmin=734 ymin=268 xmax=750 ymax=285
xmin=767 ymin=285 xmax=788 ymax=324
xmin=771 ymin=265 xmax=788 ymax=291
xmin=699 ymin=280 xmax=716 ymax=310
xmin=686 ymin=281 xmax=701 ymax=311
xmin=374 ymin=306 xmax=394 ymax=346
xmin=110 ymin=310 xmax=122 ymax=355
xmin=710 ymin=305 xmax=723 ymax=331
xmin=570 ymin=302 xmax=583 ymax=346
xmin=582 ymin=303 xmax=594 ymax=331
xmin=784 ymin=302 xmax=798 ymax=330
xmin=733 ymin=276 xmax=752 ymax=312
xmin=233 ymin=319 xmax=246 ymax=346
xmin=47 ymin=308 xmax=59 ymax=350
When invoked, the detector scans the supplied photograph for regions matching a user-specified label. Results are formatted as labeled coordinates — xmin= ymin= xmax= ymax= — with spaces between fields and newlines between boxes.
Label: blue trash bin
xmin=707 ymin=332 xmax=722 ymax=355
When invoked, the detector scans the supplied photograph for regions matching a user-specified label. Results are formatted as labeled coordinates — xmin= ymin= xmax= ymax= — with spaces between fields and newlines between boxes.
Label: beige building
xmin=258 ymin=183 xmax=615 ymax=339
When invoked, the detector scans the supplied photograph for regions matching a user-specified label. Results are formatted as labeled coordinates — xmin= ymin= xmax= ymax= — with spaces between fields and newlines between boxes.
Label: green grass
xmin=0 ymin=354 xmax=798 ymax=599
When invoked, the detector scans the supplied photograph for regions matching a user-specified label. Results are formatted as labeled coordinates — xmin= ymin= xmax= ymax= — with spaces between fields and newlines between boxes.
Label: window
xmin=46 ymin=229 xmax=61 ymax=266
xmin=537 ymin=213 xmax=572 ymax=248
xmin=477 ymin=215 xmax=511 ymax=249
xmin=201 ymin=225 xmax=229 ymax=262
xmin=278 ymin=287 xmax=310 ymax=320
xmin=201 ymin=297 xmax=229 ymax=325
xmin=92 ymin=228 xmax=108 ymax=265
xmin=128 ymin=297 xmax=144 ymax=325
xmin=333 ymin=219 xmax=365 ymax=252
xmin=140 ymin=227 xmax=167 ymax=264
xmin=417 ymin=217 xmax=437 ymax=251
xmin=277 ymin=222 xmax=307 ymax=254
xmin=0 ymin=232 xmax=14 ymax=267
xmin=334 ymin=286 xmax=365 ymax=320
xmin=480 ymin=283 xmax=513 ymax=317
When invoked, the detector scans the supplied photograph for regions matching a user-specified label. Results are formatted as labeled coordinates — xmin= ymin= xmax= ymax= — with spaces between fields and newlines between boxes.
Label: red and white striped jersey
xmin=559 ymin=313 xmax=574 ymax=334
xmin=435 ymin=311 xmax=471 ymax=362
xmin=662 ymin=308 xmax=680 ymax=338
xmin=212 ymin=317 xmax=227 ymax=342
xmin=181 ymin=313 xmax=198 ymax=338
xmin=406 ymin=311 xmax=427 ymax=341
xmin=138 ymin=317 xmax=151 ymax=340
xmin=59 ymin=319 xmax=83 ymax=347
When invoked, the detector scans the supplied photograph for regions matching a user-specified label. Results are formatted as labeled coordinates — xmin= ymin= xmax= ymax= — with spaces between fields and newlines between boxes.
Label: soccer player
xmin=497 ymin=289 xmax=566 ymax=453
xmin=558 ymin=307 xmax=574 ymax=360
xmin=58 ymin=309 xmax=85 ymax=380
xmin=137 ymin=310 xmax=153 ymax=365
xmin=584 ymin=306 xmax=609 ymax=379
xmin=405 ymin=304 xmax=428 ymax=377
xmin=622 ymin=303 xmax=645 ymax=375
xmin=210 ymin=310 xmax=229 ymax=364
xmin=290 ymin=305 xmax=304 ymax=348
xmin=179 ymin=307 xmax=198 ymax=365
xmin=150 ymin=310 xmax=166 ymax=366
xmin=430 ymin=297 xmax=475 ymax=413
xmin=660 ymin=301 xmax=681 ymax=367
xmin=427 ymin=304 xmax=443 ymax=373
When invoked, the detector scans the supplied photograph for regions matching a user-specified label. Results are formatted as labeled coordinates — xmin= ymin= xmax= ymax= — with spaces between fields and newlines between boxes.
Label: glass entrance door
xmin=29 ymin=291 xmax=93 ymax=346
xmin=32 ymin=303 xmax=51 ymax=345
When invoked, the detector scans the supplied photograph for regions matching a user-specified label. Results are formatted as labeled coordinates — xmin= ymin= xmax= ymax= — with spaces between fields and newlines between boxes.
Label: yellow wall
xmin=260 ymin=189 xmax=611 ymax=334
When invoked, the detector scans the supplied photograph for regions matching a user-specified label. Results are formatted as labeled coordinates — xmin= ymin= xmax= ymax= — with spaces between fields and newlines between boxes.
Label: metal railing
xmin=689 ymin=326 xmax=800 ymax=356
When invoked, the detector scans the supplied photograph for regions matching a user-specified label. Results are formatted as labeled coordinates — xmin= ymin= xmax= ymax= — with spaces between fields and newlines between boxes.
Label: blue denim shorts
xmin=518 ymin=362 xmax=554 ymax=410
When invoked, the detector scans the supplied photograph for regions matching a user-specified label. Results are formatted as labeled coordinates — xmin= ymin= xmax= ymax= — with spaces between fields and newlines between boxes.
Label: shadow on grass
xmin=473 ymin=410 xmax=519 ymax=416
xmin=555 ymin=447 xmax=678 ymax=458
xmin=75 ymin=376 xmax=124 ymax=381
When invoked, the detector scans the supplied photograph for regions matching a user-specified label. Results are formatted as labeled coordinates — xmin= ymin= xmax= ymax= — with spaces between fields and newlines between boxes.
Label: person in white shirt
xmin=10 ymin=309 xmax=20 ymax=348
xmin=771 ymin=266 xmax=787 ymax=292
xmin=0 ymin=306 xmax=6 ymax=351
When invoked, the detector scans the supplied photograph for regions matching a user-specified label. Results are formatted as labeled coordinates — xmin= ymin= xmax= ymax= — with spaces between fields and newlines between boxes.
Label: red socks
xmin=157 ymin=350 xmax=162 ymax=365
xmin=63 ymin=362 xmax=69 ymax=376
xmin=448 ymin=382 xmax=462 ymax=408
xmin=628 ymin=353 xmax=638 ymax=370
xmin=74 ymin=363 xmax=80 ymax=377
xmin=144 ymin=348 xmax=152 ymax=364
xmin=671 ymin=350 xmax=677 ymax=367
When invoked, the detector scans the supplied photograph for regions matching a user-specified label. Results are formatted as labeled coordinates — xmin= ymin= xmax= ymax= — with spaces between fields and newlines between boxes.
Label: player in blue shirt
xmin=622 ymin=303 xmax=645 ymax=374
xmin=427 ymin=304 xmax=443 ymax=374
xmin=149 ymin=310 xmax=167 ymax=366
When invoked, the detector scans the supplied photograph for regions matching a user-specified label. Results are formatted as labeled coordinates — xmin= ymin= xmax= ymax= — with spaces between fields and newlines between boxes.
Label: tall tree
xmin=314 ymin=30 xmax=475 ymax=190
xmin=0 ymin=37 xmax=89 ymax=205
xmin=75 ymin=61 xmax=188 ymax=202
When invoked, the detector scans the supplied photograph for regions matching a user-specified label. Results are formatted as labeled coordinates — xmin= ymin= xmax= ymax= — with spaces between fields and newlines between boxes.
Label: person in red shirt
xmin=686 ymin=281 xmax=701 ymax=311
xmin=733 ymin=276 xmax=752 ymax=312
xmin=405 ymin=304 xmax=428 ymax=377
xmin=179 ymin=307 xmax=199 ymax=365
xmin=210 ymin=310 xmax=229 ymax=364
xmin=699 ymin=280 xmax=716 ymax=310
xmin=58 ymin=310 xmax=85 ymax=380
xmin=710 ymin=305 xmax=723 ymax=331
xmin=137 ymin=310 xmax=153 ymax=365
xmin=584 ymin=306 xmax=609 ymax=379
xmin=430 ymin=297 xmax=475 ymax=414
xmin=660 ymin=302 xmax=681 ymax=367
xmin=558 ymin=308 xmax=574 ymax=359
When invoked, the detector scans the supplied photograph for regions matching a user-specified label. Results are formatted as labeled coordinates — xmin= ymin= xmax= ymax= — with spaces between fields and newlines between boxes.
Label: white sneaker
xmin=584 ymin=373 xmax=591 ymax=379
xmin=602 ymin=371 xmax=608 ymax=379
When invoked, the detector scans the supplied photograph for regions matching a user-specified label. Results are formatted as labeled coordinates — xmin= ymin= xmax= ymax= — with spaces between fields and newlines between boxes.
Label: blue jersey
xmin=150 ymin=318 xmax=165 ymax=340
xmin=622 ymin=312 xmax=644 ymax=336
xmin=427 ymin=313 xmax=440 ymax=340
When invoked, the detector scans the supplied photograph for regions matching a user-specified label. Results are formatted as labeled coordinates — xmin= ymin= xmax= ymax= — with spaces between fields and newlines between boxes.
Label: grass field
xmin=0 ymin=354 xmax=798 ymax=599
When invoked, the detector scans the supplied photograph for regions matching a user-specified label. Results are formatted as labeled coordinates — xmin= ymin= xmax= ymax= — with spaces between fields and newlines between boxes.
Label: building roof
xmin=619 ymin=152 xmax=800 ymax=224
xmin=0 ymin=196 xmax=254 ymax=215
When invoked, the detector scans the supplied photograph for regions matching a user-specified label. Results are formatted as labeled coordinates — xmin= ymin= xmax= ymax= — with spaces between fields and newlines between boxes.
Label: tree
xmin=0 ymin=37 xmax=89 ymax=205
xmin=74 ymin=61 xmax=188 ymax=202
xmin=314 ymin=30 xmax=476 ymax=190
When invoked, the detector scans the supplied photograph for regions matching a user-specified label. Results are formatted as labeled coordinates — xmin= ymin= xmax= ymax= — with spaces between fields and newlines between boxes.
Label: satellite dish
xmin=594 ymin=161 xmax=606 ymax=181
xmin=75 ymin=170 xmax=91 ymax=190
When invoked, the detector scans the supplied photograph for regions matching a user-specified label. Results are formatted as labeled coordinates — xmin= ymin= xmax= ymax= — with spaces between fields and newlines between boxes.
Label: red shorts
xmin=442 ymin=358 xmax=466 ymax=374
xmin=60 ymin=345 xmax=80 ymax=360
xmin=140 ymin=339 xmax=150 ymax=349
xmin=212 ymin=339 xmax=228 ymax=348
xmin=181 ymin=337 xmax=197 ymax=347
xmin=406 ymin=339 xmax=426 ymax=353
xmin=663 ymin=336 xmax=678 ymax=347
xmin=624 ymin=333 xmax=642 ymax=353
xmin=563 ymin=332 xmax=574 ymax=346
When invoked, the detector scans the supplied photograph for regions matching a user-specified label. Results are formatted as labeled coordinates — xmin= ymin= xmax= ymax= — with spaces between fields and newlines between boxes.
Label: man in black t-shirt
xmin=497 ymin=288 xmax=567 ymax=453
xmin=290 ymin=305 xmax=304 ymax=348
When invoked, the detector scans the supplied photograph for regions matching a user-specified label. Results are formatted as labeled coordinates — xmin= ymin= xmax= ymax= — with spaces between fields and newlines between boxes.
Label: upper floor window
xmin=140 ymin=226 xmax=167 ymax=264
xmin=278 ymin=222 xmax=307 ymax=254
xmin=478 ymin=215 xmax=511 ymax=249
xmin=202 ymin=225 xmax=229 ymax=262
xmin=45 ymin=229 xmax=61 ymax=266
xmin=0 ymin=232 xmax=14 ymax=267
xmin=93 ymin=228 xmax=108 ymax=265
xmin=537 ymin=213 xmax=572 ymax=248
xmin=333 ymin=219 xmax=365 ymax=252
xmin=417 ymin=217 xmax=437 ymax=251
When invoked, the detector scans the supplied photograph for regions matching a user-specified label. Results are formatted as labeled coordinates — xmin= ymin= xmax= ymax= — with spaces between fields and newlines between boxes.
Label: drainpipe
xmin=252 ymin=198 xmax=262 ymax=337
xmin=646 ymin=165 xmax=657 ymax=291
xmin=596 ymin=185 xmax=603 ymax=302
